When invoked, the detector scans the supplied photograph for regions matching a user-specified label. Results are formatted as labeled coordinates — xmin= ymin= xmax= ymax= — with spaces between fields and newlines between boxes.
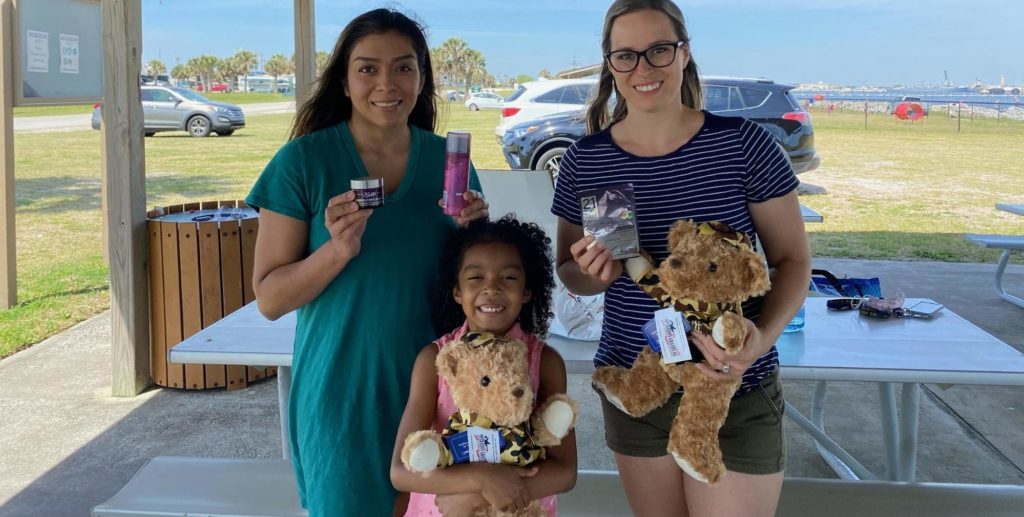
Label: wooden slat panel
xmin=220 ymin=220 xmax=246 ymax=389
xmin=239 ymin=216 xmax=266 ymax=381
xmin=247 ymin=367 xmax=266 ymax=382
xmin=183 ymin=201 xmax=201 ymax=212
xmin=177 ymin=224 xmax=205 ymax=389
xmin=147 ymin=220 xmax=167 ymax=387
xmin=166 ymin=204 xmax=185 ymax=214
xmin=198 ymin=220 xmax=226 ymax=388
xmin=240 ymin=217 xmax=258 ymax=304
xmin=200 ymin=200 xmax=219 ymax=210
xmin=160 ymin=221 xmax=185 ymax=389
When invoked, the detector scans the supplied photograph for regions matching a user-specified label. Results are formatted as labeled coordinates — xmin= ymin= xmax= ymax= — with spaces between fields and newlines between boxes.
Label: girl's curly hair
xmin=436 ymin=215 xmax=555 ymax=336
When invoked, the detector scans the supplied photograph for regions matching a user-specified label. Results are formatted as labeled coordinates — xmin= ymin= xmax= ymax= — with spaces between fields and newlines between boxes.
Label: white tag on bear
xmin=654 ymin=307 xmax=692 ymax=364
xmin=466 ymin=427 xmax=502 ymax=463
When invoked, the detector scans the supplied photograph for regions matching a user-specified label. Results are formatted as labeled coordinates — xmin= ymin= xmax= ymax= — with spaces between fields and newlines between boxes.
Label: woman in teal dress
xmin=245 ymin=9 xmax=488 ymax=516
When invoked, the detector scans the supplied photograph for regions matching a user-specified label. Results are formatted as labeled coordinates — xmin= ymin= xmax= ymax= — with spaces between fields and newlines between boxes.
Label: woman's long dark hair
xmin=289 ymin=8 xmax=438 ymax=139
xmin=586 ymin=0 xmax=703 ymax=134
xmin=436 ymin=216 xmax=555 ymax=337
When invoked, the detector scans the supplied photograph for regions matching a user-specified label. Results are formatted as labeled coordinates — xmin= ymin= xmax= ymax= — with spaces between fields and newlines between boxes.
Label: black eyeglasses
xmin=605 ymin=41 xmax=686 ymax=73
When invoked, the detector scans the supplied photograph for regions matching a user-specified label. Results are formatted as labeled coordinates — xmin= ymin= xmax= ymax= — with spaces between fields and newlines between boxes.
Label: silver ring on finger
xmin=721 ymin=362 xmax=731 ymax=374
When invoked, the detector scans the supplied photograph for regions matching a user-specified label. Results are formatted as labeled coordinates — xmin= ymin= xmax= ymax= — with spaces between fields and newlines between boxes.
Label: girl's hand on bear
xmin=434 ymin=492 xmax=488 ymax=517
xmin=570 ymin=235 xmax=623 ymax=283
xmin=324 ymin=191 xmax=372 ymax=263
xmin=692 ymin=319 xmax=763 ymax=380
xmin=472 ymin=464 xmax=538 ymax=513
xmin=438 ymin=191 xmax=489 ymax=227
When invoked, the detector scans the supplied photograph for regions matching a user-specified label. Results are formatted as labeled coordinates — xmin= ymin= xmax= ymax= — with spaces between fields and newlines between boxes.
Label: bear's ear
xmin=436 ymin=343 xmax=461 ymax=379
xmin=744 ymin=253 xmax=772 ymax=296
xmin=667 ymin=220 xmax=698 ymax=251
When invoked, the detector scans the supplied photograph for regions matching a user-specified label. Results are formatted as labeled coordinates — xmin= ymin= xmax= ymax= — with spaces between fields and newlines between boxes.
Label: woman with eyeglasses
xmin=551 ymin=1 xmax=810 ymax=515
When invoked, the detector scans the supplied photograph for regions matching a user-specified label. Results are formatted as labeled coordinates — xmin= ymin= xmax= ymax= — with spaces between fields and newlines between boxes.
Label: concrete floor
xmin=1 ymin=258 xmax=1022 ymax=516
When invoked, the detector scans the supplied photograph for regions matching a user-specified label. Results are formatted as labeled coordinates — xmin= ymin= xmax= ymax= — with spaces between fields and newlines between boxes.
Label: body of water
xmin=792 ymin=88 xmax=1022 ymax=107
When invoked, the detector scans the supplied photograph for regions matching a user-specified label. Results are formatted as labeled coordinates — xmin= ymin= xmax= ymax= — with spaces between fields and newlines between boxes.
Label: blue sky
xmin=142 ymin=0 xmax=1022 ymax=87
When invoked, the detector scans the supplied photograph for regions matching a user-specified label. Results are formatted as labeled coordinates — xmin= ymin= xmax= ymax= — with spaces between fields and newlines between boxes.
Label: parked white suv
xmin=494 ymin=78 xmax=597 ymax=143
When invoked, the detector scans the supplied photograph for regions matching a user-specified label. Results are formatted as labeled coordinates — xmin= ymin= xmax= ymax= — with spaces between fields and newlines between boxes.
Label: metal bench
xmin=561 ymin=470 xmax=1024 ymax=517
xmin=91 ymin=456 xmax=306 ymax=517
xmin=965 ymin=234 xmax=1024 ymax=308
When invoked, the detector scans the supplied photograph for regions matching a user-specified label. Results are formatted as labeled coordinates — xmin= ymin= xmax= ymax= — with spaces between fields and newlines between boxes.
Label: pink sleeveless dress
xmin=404 ymin=323 xmax=558 ymax=516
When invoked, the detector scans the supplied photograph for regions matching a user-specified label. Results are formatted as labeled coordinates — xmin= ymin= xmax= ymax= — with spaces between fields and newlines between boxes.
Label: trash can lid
xmin=150 ymin=207 xmax=258 ymax=223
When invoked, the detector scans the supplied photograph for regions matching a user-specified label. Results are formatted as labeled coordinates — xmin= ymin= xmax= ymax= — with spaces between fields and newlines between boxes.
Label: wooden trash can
xmin=147 ymin=200 xmax=275 ymax=390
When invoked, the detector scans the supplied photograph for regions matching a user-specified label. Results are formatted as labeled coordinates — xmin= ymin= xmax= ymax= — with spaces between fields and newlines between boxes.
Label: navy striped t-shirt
xmin=550 ymin=112 xmax=799 ymax=395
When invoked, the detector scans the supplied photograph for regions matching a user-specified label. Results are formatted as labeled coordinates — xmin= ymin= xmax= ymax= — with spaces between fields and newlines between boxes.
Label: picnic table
xmin=965 ymin=202 xmax=1024 ymax=308
xmin=169 ymin=297 xmax=1024 ymax=484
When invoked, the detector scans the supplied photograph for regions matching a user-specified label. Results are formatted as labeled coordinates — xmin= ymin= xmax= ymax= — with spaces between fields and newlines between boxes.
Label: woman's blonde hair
xmin=586 ymin=0 xmax=703 ymax=134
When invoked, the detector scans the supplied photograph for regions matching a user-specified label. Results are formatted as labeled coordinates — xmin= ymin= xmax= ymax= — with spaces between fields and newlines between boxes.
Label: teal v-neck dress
xmin=246 ymin=122 xmax=481 ymax=516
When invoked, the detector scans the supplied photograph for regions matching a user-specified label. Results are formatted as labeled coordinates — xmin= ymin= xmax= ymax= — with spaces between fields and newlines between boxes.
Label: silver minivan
xmin=91 ymin=85 xmax=245 ymax=137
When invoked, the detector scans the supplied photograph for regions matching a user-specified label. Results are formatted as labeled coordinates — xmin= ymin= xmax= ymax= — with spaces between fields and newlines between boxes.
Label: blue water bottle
xmin=784 ymin=305 xmax=805 ymax=333
xmin=785 ymin=281 xmax=821 ymax=333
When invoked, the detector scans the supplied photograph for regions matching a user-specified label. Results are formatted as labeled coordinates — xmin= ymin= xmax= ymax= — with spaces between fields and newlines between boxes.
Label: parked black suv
xmin=501 ymin=77 xmax=820 ymax=178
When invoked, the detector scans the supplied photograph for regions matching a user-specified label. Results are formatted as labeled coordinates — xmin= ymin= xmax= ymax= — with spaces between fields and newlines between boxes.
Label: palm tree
xmin=187 ymin=55 xmax=220 ymax=92
xmin=464 ymin=50 xmax=487 ymax=95
xmin=146 ymin=59 xmax=166 ymax=76
xmin=315 ymin=51 xmax=330 ymax=78
xmin=170 ymin=63 xmax=191 ymax=85
xmin=264 ymin=54 xmax=291 ymax=92
xmin=434 ymin=37 xmax=472 ymax=95
xmin=225 ymin=50 xmax=257 ymax=90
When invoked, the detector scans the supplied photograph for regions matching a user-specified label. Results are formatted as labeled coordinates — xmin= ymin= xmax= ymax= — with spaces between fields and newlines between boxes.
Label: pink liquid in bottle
xmin=442 ymin=131 xmax=472 ymax=216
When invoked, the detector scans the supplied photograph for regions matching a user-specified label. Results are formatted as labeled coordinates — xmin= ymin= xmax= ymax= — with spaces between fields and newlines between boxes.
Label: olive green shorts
xmin=594 ymin=369 xmax=785 ymax=475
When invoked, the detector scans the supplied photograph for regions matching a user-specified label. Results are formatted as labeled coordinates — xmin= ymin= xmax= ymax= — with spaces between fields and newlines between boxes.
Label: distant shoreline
xmin=794 ymin=98 xmax=1024 ymax=121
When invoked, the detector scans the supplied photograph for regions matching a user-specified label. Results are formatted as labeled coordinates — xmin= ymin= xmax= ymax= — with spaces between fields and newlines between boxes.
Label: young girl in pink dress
xmin=391 ymin=216 xmax=577 ymax=516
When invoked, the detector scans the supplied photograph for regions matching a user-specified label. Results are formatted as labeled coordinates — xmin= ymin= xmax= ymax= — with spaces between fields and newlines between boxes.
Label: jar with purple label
xmin=351 ymin=177 xmax=384 ymax=209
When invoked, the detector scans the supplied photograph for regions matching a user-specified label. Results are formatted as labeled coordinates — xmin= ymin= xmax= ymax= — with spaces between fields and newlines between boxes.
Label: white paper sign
xmin=654 ymin=307 xmax=692 ymax=364
xmin=59 ymin=34 xmax=79 ymax=74
xmin=26 ymin=30 xmax=49 ymax=73
xmin=466 ymin=427 xmax=502 ymax=464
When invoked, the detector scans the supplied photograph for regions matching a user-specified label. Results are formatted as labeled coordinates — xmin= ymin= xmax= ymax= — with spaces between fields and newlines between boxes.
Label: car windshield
xmin=171 ymin=88 xmax=210 ymax=102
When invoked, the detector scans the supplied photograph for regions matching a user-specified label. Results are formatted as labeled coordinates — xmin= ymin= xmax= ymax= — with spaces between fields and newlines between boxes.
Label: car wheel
xmin=187 ymin=115 xmax=212 ymax=137
xmin=468 ymin=104 xmax=479 ymax=111
xmin=216 ymin=130 xmax=235 ymax=136
xmin=534 ymin=147 xmax=566 ymax=183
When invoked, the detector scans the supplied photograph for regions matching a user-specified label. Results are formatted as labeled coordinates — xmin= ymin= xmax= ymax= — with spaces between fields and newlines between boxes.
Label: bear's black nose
xmin=512 ymin=387 xmax=524 ymax=399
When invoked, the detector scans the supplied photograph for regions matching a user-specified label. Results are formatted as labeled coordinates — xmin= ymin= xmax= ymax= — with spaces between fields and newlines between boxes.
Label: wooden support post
xmin=293 ymin=0 xmax=316 ymax=106
xmin=102 ymin=0 xmax=149 ymax=396
xmin=0 ymin=0 xmax=16 ymax=309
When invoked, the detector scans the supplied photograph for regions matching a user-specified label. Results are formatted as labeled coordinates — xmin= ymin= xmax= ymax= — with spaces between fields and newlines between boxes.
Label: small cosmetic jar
xmin=351 ymin=177 xmax=384 ymax=209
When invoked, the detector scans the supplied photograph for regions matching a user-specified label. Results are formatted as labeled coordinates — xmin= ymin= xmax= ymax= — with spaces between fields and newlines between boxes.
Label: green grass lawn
xmin=12 ymin=104 xmax=95 ymax=117
xmin=12 ymin=92 xmax=293 ymax=118
xmin=799 ymin=109 xmax=1024 ymax=261
xmin=1 ymin=103 xmax=1022 ymax=358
